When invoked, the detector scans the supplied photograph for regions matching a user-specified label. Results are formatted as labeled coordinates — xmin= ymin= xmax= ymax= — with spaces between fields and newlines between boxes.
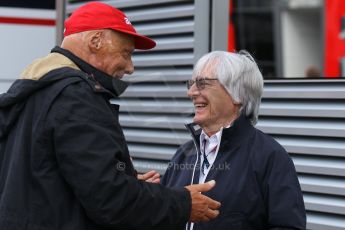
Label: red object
xmin=64 ymin=2 xmax=156 ymax=50
xmin=0 ymin=16 xmax=55 ymax=26
xmin=227 ymin=0 xmax=236 ymax=52
xmin=324 ymin=0 xmax=345 ymax=77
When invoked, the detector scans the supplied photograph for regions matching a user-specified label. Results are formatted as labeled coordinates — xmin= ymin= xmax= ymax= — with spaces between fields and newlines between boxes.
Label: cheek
xmin=112 ymin=58 xmax=127 ymax=70
xmin=208 ymin=95 xmax=227 ymax=117
xmin=121 ymin=57 xmax=132 ymax=67
xmin=108 ymin=59 xmax=121 ymax=70
xmin=208 ymin=96 xmax=219 ymax=111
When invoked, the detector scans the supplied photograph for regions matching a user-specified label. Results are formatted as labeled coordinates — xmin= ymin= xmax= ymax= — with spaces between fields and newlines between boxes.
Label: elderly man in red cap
xmin=0 ymin=2 xmax=220 ymax=230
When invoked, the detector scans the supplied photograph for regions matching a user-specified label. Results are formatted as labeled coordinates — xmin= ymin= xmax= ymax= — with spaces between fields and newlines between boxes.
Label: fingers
xmin=188 ymin=195 xmax=220 ymax=222
xmin=206 ymin=209 xmax=219 ymax=220
xmin=151 ymin=177 xmax=161 ymax=184
xmin=145 ymin=173 xmax=160 ymax=183
xmin=185 ymin=180 xmax=216 ymax=193
xmin=137 ymin=170 xmax=154 ymax=180
xmin=137 ymin=170 xmax=161 ymax=183
xmin=203 ymin=195 xmax=221 ymax=210
xmin=187 ymin=180 xmax=221 ymax=223
xmin=142 ymin=170 xmax=157 ymax=180
xmin=191 ymin=206 xmax=219 ymax=222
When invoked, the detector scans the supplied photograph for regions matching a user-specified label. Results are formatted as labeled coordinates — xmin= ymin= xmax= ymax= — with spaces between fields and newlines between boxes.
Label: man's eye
xmin=123 ymin=51 xmax=132 ymax=59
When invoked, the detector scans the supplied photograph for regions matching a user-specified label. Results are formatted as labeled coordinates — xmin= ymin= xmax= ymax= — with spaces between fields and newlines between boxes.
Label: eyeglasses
xmin=186 ymin=78 xmax=219 ymax=90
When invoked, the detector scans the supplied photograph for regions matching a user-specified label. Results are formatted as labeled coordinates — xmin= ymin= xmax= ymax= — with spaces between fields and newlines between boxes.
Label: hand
xmin=137 ymin=170 xmax=160 ymax=184
xmin=185 ymin=180 xmax=221 ymax=222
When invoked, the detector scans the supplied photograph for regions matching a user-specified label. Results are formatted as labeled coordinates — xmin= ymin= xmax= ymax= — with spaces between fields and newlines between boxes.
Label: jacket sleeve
xmin=50 ymin=82 xmax=191 ymax=229
xmin=260 ymin=144 xmax=306 ymax=230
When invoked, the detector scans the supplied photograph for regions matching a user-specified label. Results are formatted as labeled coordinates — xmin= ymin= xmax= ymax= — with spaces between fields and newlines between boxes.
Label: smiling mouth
xmin=194 ymin=103 xmax=207 ymax=113
xmin=194 ymin=103 xmax=207 ymax=109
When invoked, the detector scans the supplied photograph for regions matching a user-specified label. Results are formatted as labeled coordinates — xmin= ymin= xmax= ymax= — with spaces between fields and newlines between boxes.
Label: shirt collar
xmin=51 ymin=46 xmax=129 ymax=97
xmin=199 ymin=122 xmax=233 ymax=150
xmin=199 ymin=128 xmax=223 ymax=155
xmin=200 ymin=129 xmax=222 ymax=144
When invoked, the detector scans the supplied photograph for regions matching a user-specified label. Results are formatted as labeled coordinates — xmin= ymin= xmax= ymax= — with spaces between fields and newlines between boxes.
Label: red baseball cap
xmin=64 ymin=2 xmax=156 ymax=50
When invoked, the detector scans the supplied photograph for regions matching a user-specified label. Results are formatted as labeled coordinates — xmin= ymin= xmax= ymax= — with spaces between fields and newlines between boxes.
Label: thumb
xmin=190 ymin=180 xmax=216 ymax=193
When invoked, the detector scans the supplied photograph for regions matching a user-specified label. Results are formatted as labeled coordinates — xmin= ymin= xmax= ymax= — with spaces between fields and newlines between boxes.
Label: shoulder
xmin=249 ymin=128 xmax=298 ymax=181
xmin=253 ymin=127 xmax=287 ymax=156
xmin=48 ymin=74 xmax=115 ymax=124
xmin=249 ymin=127 xmax=294 ymax=170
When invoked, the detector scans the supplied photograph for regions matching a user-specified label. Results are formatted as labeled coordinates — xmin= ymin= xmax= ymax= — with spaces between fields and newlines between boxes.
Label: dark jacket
xmin=162 ymin=115 xmax=306 ymax=230
xmin=0 ymin=47 xmax=190 ymax=230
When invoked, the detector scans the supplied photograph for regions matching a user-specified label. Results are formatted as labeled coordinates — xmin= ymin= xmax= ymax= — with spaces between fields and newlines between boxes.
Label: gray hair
xmin=192 ymin=50 xmax=264 ymax=125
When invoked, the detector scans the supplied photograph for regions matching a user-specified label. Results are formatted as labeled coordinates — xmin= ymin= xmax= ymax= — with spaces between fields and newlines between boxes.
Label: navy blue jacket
xmin=162 ymin=115 xmax=306 ymax=230
xmin=0 ymin=47 xmax=190 ymax=230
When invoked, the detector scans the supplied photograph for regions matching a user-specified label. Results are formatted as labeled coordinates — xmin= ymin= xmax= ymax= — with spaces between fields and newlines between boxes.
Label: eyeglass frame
xmin=186 ymin=77 xmax=219 ymax=90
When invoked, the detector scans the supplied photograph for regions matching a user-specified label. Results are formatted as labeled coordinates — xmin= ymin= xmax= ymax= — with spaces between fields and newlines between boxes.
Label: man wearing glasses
xmin=162 ymin=50 xmax=306 ymax=230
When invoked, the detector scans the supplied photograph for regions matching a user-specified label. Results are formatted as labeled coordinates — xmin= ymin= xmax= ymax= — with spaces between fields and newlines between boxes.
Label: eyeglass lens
xmin=187 ymin=78 xmax=219 ymax=90
xmin=187 ymin=79 xmax=206 ymax=90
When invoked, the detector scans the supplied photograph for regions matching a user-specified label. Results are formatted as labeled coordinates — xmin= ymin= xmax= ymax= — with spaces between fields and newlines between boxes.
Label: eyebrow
xmin=127 ymin=49 xmax=134 ymax=54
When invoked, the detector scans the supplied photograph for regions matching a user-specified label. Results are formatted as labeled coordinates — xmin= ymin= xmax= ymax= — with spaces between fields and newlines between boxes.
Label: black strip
xmin=0 ymin=0 xmax=55 ymax=10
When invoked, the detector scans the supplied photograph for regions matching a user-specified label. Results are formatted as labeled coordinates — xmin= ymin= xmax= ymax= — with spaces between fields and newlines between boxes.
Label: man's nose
xmin=125 ymin=59 xmax=134 ymax=75
xmin=187 ymin=82 xmax=200 ymax=98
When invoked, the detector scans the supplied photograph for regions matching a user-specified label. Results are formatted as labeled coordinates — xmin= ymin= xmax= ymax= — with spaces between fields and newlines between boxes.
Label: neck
xmin=201 ymin=117 xmax=236 ymax=137
xmin=202 ymin=125 xmax=225 ymax=137
xmin=202 ymin=127 xmax=219 ymax=137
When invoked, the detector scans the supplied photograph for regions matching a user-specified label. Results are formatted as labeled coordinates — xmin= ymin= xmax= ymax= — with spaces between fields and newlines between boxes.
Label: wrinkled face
xmin=187 ymin=66 xmax=240 ymax=134
xmin=94 ymin=30 xmax=135 ymax=79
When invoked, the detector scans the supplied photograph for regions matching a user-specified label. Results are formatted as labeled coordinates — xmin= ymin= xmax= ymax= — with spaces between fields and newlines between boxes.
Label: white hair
xmin=192 ymin=50 xmax=264 ymax=125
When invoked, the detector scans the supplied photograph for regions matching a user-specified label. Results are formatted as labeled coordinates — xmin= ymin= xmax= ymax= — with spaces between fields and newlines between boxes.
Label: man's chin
xmin=193 ymin=117 xmax=204 ymax=126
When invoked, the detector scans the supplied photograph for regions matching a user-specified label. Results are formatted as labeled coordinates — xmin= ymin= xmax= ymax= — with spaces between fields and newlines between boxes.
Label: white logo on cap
xmin=124 ymin=17 xmax=132 ymax=25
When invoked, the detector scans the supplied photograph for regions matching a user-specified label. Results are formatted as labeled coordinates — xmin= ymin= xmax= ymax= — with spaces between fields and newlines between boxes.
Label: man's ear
xmin=232 ymin=98 xmax=242 ymax=106
xmin=88 ymin=31 xmax=102 ymax=52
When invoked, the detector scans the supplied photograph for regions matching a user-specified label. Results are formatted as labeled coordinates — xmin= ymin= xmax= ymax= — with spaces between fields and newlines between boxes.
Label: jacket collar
xmin=51 ymin=46 xmax=128 ymax=97
xmin=185 ymin=115 xmax=254 ymax=152
xmin=221 ymin=115 xmax=254 ymax=145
